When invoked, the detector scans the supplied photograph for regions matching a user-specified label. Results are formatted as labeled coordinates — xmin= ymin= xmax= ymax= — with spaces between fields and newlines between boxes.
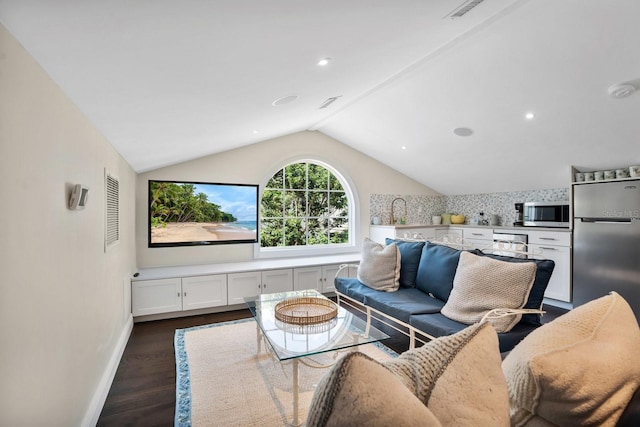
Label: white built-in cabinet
xmin=527 ymin=231 xmax=572 ymax=302
xmin=227 ymin=269 xmax=293 ymax=305
xmin=131 ymin=256 xmax=359 ymax=320
xmin=462 ymin=227 xmax=493 ymax=249
xmin=293 ymin=264 xmax=356 ymax=293
xmin=132 ymin=274 xmax=227 ymax=316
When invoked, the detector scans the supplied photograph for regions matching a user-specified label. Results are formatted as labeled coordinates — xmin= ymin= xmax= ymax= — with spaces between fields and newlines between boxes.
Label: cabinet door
xmin=293 ymin=267 xmax=322 ymax=291
xmin=261 ymin=269 xmax=293 ymax=294
xmin=131 ymin=278 xmax=182 ymax=316
xmin=530 ymin=244 xmax=571 ymax=302
xmin=182 ymin=274 xmax=228 ymax=310
xmin=227 ymin=272 xmax=261 ymax=305
xmin=321 ymin=264 xmax=342 ymax=293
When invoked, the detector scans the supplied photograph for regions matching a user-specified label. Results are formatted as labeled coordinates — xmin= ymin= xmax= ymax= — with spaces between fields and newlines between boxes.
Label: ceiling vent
xmin=444 ymin=0 xmax=485 ymax=19
xmin=319 ymin=96 xmax=341 ymax=109
xmin=608 ymin=83 xmax=637 ymax=99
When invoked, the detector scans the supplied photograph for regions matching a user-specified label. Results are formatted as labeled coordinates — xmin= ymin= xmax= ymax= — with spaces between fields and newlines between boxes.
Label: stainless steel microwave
xmin=523 ymin=201 xmax=570 ymax=228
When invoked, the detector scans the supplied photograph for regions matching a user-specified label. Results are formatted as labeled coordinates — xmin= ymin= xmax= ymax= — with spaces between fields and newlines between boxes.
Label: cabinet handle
xmin=184 ymin=292 xmax=187 ymax=297
xmin=539 ymin=247 xmax=556 ymax=250
xmin=539 ymin=237 xmax=556 ymax=241
xmin=471 ymin=233 xmax=483 ymax=236
xmin=177 ymin=292 xmax=180 ymax=297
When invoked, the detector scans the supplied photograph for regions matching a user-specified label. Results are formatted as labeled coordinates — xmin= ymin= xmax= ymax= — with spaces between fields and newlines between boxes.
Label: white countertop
xmin=370 ymin=224 xmax=572 ymax=233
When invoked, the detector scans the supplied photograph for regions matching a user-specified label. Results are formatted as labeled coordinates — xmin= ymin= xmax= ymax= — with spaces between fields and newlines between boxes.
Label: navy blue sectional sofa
xmin=335 ymin=239 xmax=555 ymax=353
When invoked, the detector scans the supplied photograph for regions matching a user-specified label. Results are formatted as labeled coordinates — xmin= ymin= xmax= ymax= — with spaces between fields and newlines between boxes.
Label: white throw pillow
xmin=357 ymin=237 xmax=401 ymax=292
xmin=385 ymin=322 xmax=510 ymax=426
xmin=307 ymin=352 xmax=442 ymax=427
xmin=502 ymin=292 xmax=640 ymax=427
xmin=441 ymin=251 xmax=536 ymax=332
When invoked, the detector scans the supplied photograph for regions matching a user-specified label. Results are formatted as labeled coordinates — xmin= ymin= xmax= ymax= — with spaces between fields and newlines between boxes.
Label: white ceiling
xmin=1 ymin=0 xmax=639 ymax=195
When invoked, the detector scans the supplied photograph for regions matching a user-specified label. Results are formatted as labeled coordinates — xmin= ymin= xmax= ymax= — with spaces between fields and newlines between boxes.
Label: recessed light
xmin=453 ymin=127 xmax=473 ymax=137
xmin=317 ymin=58 xmax=331 ymax=66
xmin=401 ymin=145 xmax=407 ymax=150
xmin=272 ymin=95 xmax=299 ymax=106
xmin=252 ymin=130 xmax=259 ymax=134
xmin=525 ymin=112 xmax=535 ymax=120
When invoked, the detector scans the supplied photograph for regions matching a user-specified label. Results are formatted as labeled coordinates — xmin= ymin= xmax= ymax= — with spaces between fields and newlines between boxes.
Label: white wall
xmin=0 ymin=24 xmax=137 ymax=426
xmin=137 ymin=131 xmax=440 ymax=267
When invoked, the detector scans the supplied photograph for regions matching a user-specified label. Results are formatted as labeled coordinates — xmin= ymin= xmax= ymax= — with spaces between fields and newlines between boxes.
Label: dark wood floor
xmin=97 ymin=303 xmax=567 ymax=426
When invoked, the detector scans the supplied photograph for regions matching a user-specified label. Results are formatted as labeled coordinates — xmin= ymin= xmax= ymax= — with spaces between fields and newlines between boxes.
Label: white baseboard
xmin=81 ymin=313 xmax=133 ymax=427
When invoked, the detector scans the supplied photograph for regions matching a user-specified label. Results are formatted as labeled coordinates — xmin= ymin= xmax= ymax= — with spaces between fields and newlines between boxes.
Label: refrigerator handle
xmin=579 ymin=218 xmax=632 ymax=224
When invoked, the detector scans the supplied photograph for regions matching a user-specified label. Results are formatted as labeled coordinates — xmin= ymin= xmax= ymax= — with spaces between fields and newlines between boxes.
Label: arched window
xmin=260 ymin=161 xmax=354 ymax=252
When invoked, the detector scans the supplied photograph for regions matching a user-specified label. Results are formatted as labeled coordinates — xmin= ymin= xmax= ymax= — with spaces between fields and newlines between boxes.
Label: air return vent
xmin=105 ymin=169 xmax=120 ymax=252
xmin=319 ymin=96 xmax=341 ymax=109
xmin=444 ymin=0 xmax=485 ymax=19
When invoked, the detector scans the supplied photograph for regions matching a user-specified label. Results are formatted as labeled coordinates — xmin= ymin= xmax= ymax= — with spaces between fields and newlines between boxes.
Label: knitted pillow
xmin=441 ymin=252 xmax=536 ymax=332
xmin=385 ymin=322 xmax=510 ymax=426
xmin=306 ymin=352 xmax=442 ymax=427
xmin=502 ymin=292 xmax=640 ymax=427
xmin=357 ymin=238 xmax=400 ymax=292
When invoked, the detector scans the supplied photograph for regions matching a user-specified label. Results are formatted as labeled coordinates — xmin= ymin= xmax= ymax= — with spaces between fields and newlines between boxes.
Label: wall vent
xmin=319 ymin=96 xmax=341 ymax=109
xmin=444 ymin=0 xmax=485 ymax=19
xmin=105 ymin=169 xmax=120 ymax=251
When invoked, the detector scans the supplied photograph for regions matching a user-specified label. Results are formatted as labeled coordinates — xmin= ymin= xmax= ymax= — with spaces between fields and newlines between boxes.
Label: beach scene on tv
xmin=149 ymin=181 xmax=258 ymax=245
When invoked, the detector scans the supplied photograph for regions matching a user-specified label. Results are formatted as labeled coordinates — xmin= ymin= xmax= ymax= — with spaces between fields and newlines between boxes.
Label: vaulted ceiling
xmin=2 ymin=0 xmax=639 ymax=194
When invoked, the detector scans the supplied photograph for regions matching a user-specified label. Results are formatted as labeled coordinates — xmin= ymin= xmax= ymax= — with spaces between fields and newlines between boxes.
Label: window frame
xmin=255 ymin=158 xmax=358 ymax=259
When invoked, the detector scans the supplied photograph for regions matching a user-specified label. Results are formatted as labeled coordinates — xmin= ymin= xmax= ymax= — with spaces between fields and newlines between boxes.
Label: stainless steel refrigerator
xmin=573 ymin=179 xmax=640 ymax=321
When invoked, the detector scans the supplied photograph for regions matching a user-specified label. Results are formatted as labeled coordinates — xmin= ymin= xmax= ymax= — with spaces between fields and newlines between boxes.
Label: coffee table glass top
xmin=245 ymin=289 xmax=389 ymax=361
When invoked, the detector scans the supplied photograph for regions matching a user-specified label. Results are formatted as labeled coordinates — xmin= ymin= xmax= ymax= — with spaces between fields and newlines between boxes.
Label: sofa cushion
xmin=502 ymin=292 xmax=640 ymax=427
xmin=363 ymin=288 xmax=445 ymax=323
xmin=384 ymin=322 xmax=510 ymax=426
xmin=415 ymin=242 xmax=473 ymax=301
xmin=478 ymin=252 xmax=555 ymax=326
xmin=385 ymin=239 xmax=425 ymax=288
xmin=441 ymin=252 xmax=536 ymax=333
xmin=307 ymin=352 xmax=442 ymax=427
xmin=357 ymin=238 xmax=401 ymax=291
xmin=409 ymin=313 xmax=537 ymax=353
xmin=334 ymin=277 xmax=381 ymax=304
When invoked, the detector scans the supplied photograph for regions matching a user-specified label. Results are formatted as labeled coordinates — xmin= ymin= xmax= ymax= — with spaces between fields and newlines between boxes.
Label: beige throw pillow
xmin=385 ymin=322 xmax=510 ymax=426
xmin=306 ymin=352 xmax=442 ymax=427
xmin=357 ymin=237 xmax=400 ymax=292
xmin=502 ymin=292 xmax=640 ymax=427
xmin=441 ymin=251 xmax=536 ymax=332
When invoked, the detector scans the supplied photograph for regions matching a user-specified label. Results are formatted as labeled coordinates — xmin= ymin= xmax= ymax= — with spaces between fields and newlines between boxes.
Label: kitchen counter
xmin=371 ymin=224 xmax=572 ymax=233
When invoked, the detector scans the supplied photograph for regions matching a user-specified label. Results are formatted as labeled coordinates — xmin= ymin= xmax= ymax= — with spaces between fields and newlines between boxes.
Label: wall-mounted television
xmin=148 ymin=180 xmax=259 ymax=247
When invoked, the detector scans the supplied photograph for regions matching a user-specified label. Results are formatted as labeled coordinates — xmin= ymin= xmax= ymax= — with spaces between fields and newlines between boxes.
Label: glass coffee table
xmin=245 ymin=289 xmax=389 ymax=426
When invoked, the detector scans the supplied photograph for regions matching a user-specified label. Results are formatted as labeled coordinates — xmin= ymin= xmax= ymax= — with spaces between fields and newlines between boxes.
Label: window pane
xmin=329 ymin=173 xmax=344 ymax=191
xmin=260 ymin=161 xmax=351 ymax=249
xmin=261 ymin=189 xmax=283 ymax=218
xmin=308 ymin=218 xmax=329 ymax=244
xmin=285 ymin=163 xmax=306 ymax=189
xmin=330 ymin=218 xmax=349 ymax=243
xmin=266 ymin=169 xmax=283 ymax=189
xmin=308 ymin=164 xmax=328 ymax=190
xmin=284 ymin=190 xmax=307 ymax=216
xmin=308 ymin=191 xmax=328 ymax=217
xmin=285 ymin=218 xmax=306 ymax=246
xmin=260 ymin=218 xmax=284 ymax=247
xmin=329 ymin=192 xmax=348 ymax=216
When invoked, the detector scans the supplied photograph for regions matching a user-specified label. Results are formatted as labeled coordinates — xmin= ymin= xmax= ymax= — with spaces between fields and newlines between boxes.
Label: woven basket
xmin=274 ymin=296 xmax=338 ymax=325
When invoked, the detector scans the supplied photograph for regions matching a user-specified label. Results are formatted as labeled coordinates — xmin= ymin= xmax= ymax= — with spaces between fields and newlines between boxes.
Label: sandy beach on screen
xmin=151 ymin=222 xmax=256 ymax=243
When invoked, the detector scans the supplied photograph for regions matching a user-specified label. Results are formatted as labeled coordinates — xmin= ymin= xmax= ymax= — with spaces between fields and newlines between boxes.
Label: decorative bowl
xmin=451 ymin=214 xmax=466 ymax=224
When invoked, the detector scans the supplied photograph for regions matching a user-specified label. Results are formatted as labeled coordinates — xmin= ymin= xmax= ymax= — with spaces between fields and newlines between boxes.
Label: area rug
xmin=175 ymin=318 xmax=396 ymax=426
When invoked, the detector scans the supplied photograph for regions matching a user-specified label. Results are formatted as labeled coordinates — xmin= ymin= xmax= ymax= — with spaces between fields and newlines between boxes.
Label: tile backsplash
xmin=370 ymin=188 xmax=569 ymax=227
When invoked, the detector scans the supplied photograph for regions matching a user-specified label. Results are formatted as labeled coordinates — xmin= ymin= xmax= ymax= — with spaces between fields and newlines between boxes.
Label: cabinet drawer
xmin=527 ymin=231 xmax=571 ymax=247
xmin=463 ymin=227 xmax=493 ymax=240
